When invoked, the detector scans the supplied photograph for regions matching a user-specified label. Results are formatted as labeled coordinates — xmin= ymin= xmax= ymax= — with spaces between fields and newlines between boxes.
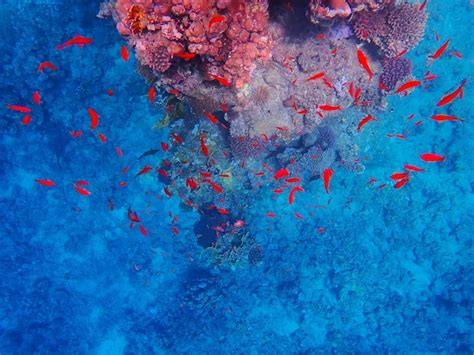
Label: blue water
xmin=0 ymin=0 xmax=472 ymax=353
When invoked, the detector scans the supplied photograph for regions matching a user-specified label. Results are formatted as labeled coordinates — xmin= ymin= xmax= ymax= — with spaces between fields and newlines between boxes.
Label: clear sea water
xmin=0 ymin=0 xmax=472 ymax=353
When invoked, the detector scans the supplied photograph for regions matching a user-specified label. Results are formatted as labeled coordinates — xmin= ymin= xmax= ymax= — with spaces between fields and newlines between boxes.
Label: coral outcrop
xmin=308 ymin=0 xmax=393 ymax=24
xmin=380 ymin=56 xmax=412 ymax=91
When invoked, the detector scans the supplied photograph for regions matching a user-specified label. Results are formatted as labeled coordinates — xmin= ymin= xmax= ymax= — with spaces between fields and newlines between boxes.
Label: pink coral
xmin=308 ymin=0 xmax=392 ymax=24
xmin=113 ymin=0 xmax=271 ymax=89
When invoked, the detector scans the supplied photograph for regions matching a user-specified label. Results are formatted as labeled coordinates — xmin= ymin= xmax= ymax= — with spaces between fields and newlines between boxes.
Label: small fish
xmin=285 ymin=177 xmax=300 ymax=183
xmin=306 ymin=72 xmax=324 ymax=82
xmin=323 ymin=168 xmax=334 ymax=194
xmin=216 ymin=207 xmax=229 ymax=215
xmin=297 ymin=108 xmax=308 ymax=115
xmin=73 ymin=184 xmax=91 ymax=196
xmin=136 ymin=165 xmax=153 ymax=177
xmin=436 ymin=79 xmax=467 ymax=107
xmin=356 ymin=47 xmax=373 ymax=81
xmin=171 ymin=133 xmax=183 ymax=144
xmin=390 ymin=172 xmax=410 ymax=180
xmin=419 ymin=0 xmax=428 ymax=11
xmin=294 ymin=212 xmax=304 ymax=220
xmin=316 ymin=33 xmax=325 ymax=40
xmin=186 ymin=178 xmax=198 ymax=191
xmin=319 ymin=105 xmax=342 ymax=111
xmin=38 ymin=61 xmax=56 ymax=73
xmin=429 ymin=39 xmax=450 ymax=60
xmin=70 ymin=130 xmax=83 ymax=137
xmin=404 ymin=164 xmax=425 ymax=172
xmin=107 ymin=89 xmax=114 ymax=96
xmin=137 ymin=149 xmax=159 ymax=160
xmin=254 ymin=172 xmax=265 ymax=176
xmin=420 ymin=153 xmax=444 ymax=162
xmin=449 ymin=51 xmax=463 ymax=59
xmin=172 ymin=226 xmax=179 ymax=235
xmin=204 ymin=111 xmax=218 ymax=124
xmin=75 ymin=180 xmax=89 ymax=185
xmin=164 ymin=186 xmax=172 ymax=197
xmin=122 ymin=165 xmax=130 ymax=174
xmin=210 ymin=74 xmax=231 ymax=88
xmin=423 ymin=74 xmax=437 ymax=81
xmin=87 ymin=108 xmax=99 ymax=130
xmin=116 ymin=147 xmax=123 ymax=157
xmin=353 ymin=87 xmax=362 ymax=105
xmin=395 ymin=49 xmax=409 ymax=58
xmin=207 ymin=180 xmax=223 ymax=193
xmin=139 ymin=224 xmax=148 ymax=237
xmin=394 ymin=177 xmax=410 ymax=189
xmin=35 ymin=179 xmax=56 ymax=187
xmin=119 ymin=181 xmax=128 ymax=187
xmin=430 ymin=114 xmax=464 ymax=122
xmin=174 ymin=52 xmax=197 ymax=61
xmin=200 ymin=134 xmax=209 ymax=157
xmin=21 ymin=115 xmax=31 ymax=125
xmin=6 ymin=105 xmax=31 ymax=113
xmin=128 ymin=208 xmax=141 ymax=223
xmin=200 ymin=171 xmax=211 ymax=178
xmin=56 ymin=35 xmax=93 ymax=50
xmin=208 ymin=15 xmax=226 ymax=30
xmin=98 ymin=133 xmax=106 ymax=143
xmin=234 ymin=219 xmax=244 ymax=228
xmin=266 ymin=212 xmax=275 ymax=218
xmin=121 ymin=45 xmax=129 ymax=61
xmin=288 ymin=186 xmax=304 ymax=205
xmin=395 ymin=80 xmax=422 ymax=94
xmin=356 ymin=115 xmax=377 ymax=132
xmin=148 ymin=86 xmax=155 ymax=105
xmin=273 ymin=188 xmax=284 ymax=194
xmin=273 ymin=168 xmax=289 ymax=180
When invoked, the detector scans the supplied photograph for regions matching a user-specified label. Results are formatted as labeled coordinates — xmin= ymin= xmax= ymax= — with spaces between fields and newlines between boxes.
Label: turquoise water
xmin=0 ymin=0 xmax=472 ymax=353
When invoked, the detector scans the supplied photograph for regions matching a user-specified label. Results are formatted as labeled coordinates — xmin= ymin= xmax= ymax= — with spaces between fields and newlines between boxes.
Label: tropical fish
xmin=98 ymin=133 xmax=106 ymax=143
xmin=31 ymin=91 xmax=40 ymax=105
xmin=319 ymin=105 xmax=342 ymax=111
xmin=208 ymin=15 xmax=226 ymax=30
xmin=221 ymin=100 xmax=228 ymax=113
xmin=216 ymin=207 xmax=229 ymax=215
xmin=356 ymin=115 xmax=377 ymax=132
xmin=449 ymin=51 xmax=463 ymax=59
xmin=116 ymin=147 xmax=123 ymax=157
xmin=70 ymin=130 xmax=83 ymax=137
xmin=266 ymin=212 xmax=275 ymax=218
xmin=294 ymin=212 xmax=304 ymax=220
xmin=273 ymin=168 xmax=289 ymax=180
xmin=186 ymin=178 xmax=198 ymax=191
xmin=288 ymin=186 xmax=304 ymax=205
xmin=395 ymin=49 xmax=409 ymax=58
xmin=171 ymin=133 xmax=183 ymax=144
xmin=404 ymin=164 xmax=425 ymax=172
xmin=127 ymin=208 xmax=141 ymax=223
xmin=148 ymin=86 xmax=155 ymax=105
xmin=206 ymin=180 xmax=223 ymax=193
xmin=139 ymin=224 xmax=148 ymax=237
xmin=390 ymin=172 xmax=409 ymax=180
xmin=430 ymin=114 xmax=464 ymax=122
xmin=306 ymin=72 xmax=324 ymax=82
xmin=419 ymin=0 xmax=428 ymax=11
xmin=87 ymin=108 xmax=99 ymax=130
xmin=204 ymin=112 xmax=218 ymax=124
xmin=174 ymin=52 xmax=197 ymax=61
xmin=285 ymin=177 xmax=300 ymax=183
xmin=56 ymin=35 xmax=93 ymax=50
xmin=200 ymin=134 xmax=209 ymax=157
xmin=75 ymin=180 xmax=89 ymax=185
xmin=35 ymin=179 xmax=56 ymax=187
xmin=6 ymin=105 xmax=31 ymax=113
xmin=137 ymin=149 xmax=159 ymax=160
xmin=436 ymin=79 xmax=467 ymax=107
xmin=323 ymin=168 xmax=334 ymax=194
xmin=160 ymin=142 xmax=168 ymax=152
xmin=121 ymin=45 xmax=129 ymax=61
xmin=20 ymin=115 xmax=31 ymax=125
xmin=209 ymin=74 xmax=231 ymax=88
xmin=429 ymin=39 xmax=450 ymax=60
xmin=394 ymin=177 xmax=410 ymax=189
xmin=136 ymin=165 xmax=153 ymax=177
xmin=172 ymin=226 xmax=179 ymax=235
xmin=356 ymin=47 xmax=373 ymax=81
xmin=119 ymin=181 xmax=128 ymax=187
xmin=38 ymin=61 xmax=56 ymax=73
xmin=395 ymin=80 xmax=422 ymax=94
xmin=420 ymin=153 xmax=444 ymax=162
xmin=107 ymin=89 xmax=114 ymax=96
xmin=73 ymin=184 xmax=91 ymax=196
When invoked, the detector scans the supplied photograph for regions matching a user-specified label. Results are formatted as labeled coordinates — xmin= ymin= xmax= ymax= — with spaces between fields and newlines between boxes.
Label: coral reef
xmin=307 ymin=0 xmax=393 ymax=24
xmin=380 ymin=56 xmax=412 ymax=91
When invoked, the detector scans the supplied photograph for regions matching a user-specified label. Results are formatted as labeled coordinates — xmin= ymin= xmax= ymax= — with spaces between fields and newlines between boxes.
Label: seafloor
xmin=0 ymin=0 xmax=473 ymax=354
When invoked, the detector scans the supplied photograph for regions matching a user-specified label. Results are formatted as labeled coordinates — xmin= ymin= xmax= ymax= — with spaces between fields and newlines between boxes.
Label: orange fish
xmin=449 ymin=51 xmax=463 ymax=59
xmin=161 ymin=142 xmax=168 ymax=152
xmin=274 ymin=168 xmax=289 ymax=180
xmin=436 ymin=79 xmax=467 ymax=107
xmin=319 ymin=105 xmax=342 ymax=111
xmin=419 ymin=0 xmax=428 ymax=11
xmin=404 ymin=164 xmax=425 ymax=172
xmin=200 ymin=134 xmax=209 ymax=157
xmin=171 ymin=133 xmax=183 ymax=144
xmin=136 ymin=165 xmax=153 ymax=177
xmin=35 ymin=179 xmax=56 ymax=187
xmin=174 ymin=52 xmax=197 ymax=61
xmin=423 ymin=74 xmax=437 ymax=81
xmin=323 ymin=168 xmax=334 ymax=194
xmin=73 ymin=184 xmax=91 ymax=196
xmin=210 ymin=74 xmax=231 ymax=88
xmin=6 ymin=105 xmax=31 ymax=113
xmin=395 ymin=80 xmax=422 ymax=94
xmin=356 ymin=47 xmax=373 ymax=81
xmin=70 ymin=130 xmax=83 ymax=137
xmin=394 ymin=177 xmax=410 ymax=189
xmin=356 ymin=115 xmax=377 ymax=132
xmin=186 ymin=178 xmax=198 ymax=191
xmin=87 ymin=108 xmax=99 ymax=130
xmin=420 ymin=153 xmax=444 ymax=162
xmin=119 ymin=181 xmax=128 ymax=187
xmin=208 ymin=15 xmax=226 ymax=30
xmin=285 ymin=177 xmax=300 ymax=183
xmin=75 ymin=180 xmax=89 ymax=185
xmin=56 ymin=35 xmax=93 ymax=50
xmin=306 ymin=72 xmax=324 ymax=82
xmin=148 ymin=86 xmax=155 ymax=105
xmin=390 ymin=172 xmax=409 ymax=180
xmin=430 ymin=114 xmax=464 ymax=122
xmin=138 ymin=224 xmax=148 ymax=237
xmin=32 ymin=91 xmax=40 ymax=105
xmin=429 ymin=39 xmax=450 ymax=60
xmin=288 ymin=186 xmax=304 ymax=205
xmin=107 ymin=89 xmax=114 ymax=96
xmin=216 ymin=207 xmax=229 ymax=215
xmin=172 ymin=226 xmax=179 ymax=235
xmin=266 ymin=212 xmax=275 ymax=218
xmin=21 ymin=115 xmax=31 ymax=125
xmin=121 ymin=45 xmax=129 ymax=61
xmin=294 ymin=212 xmax=304 ymax=220
xmin=38 ymin=61 xmax=56 ymax=73
xmin=116 ymin=147 xmax=123 ymax=157
xmin=395 ymin=49 xmax=409 ymax=58
xmin=122 ymin=165 xmax=129 ymax=174
xmin=127 ymin=208 xmax=141 ymax=223
xmin=207 ymin=180 xmax=223 ymax=193
xmin=98 ymin=133 xmax=107 ymax=143
xmin=204 ymin=111 xmax=218 ymax=124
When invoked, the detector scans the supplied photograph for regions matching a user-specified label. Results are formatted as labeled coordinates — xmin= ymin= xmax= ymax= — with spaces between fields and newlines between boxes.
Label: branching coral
xmin=308 ymin=0 xmax=392 ymax=23
xmin=380 ymin=56 xmax=412 ymax=91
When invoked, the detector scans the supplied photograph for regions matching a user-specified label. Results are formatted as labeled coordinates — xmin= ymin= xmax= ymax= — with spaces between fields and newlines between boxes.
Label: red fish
xmin=75 ymin=180 xmax=89 ymax=185
xmin=210 ymin=74 xmax=231 ymax=88
xmin=356 ymin=115 xmax=377 ymax=132
xmin=70 ymin=130 xmax=83 ymax=137
xmin=6 ymin=105 xmax=31 ymax=113
xmin=172 ymin=226 xmax=179 ymax=235
xmin=38 ymin=61 xmax=56 ymax=73
xmin=404 ymin=164 xmax=425 ymax=172
xmin=274 ymin=168 xmax=289 ymax=180
xmin=161 ymin=142 xmax=168 ymax=152
xmin=221 ymin=100 xmax=228 ymax=113
xmin=136 ymin=165 xmax=153 ymax=177
xmin=419 ymin=0 xmax=428 ymax=11
xmin=216 ymin=207 xmax=229 ymax=215
xmin=288 ymin=186 xmax=304 ymax=205
xmin=107 ymin=89 xmax=114 ymax=96
xmin=294 ymin=212 xmax=304 ymax=220
xmin=116 ymin=147 xmax=123 ymax=157
xmin=200 ymin=134 xmax=209 ymax=157
xmin=128 ymin=208 xmax=141 ymax=223
xmin=186 ymin=178 xmax=198 ymax=191
xmin=394 ymin=177 xmax=410 ymax=189
xmin=21 ymin=115 xmax=31 ymax=125
xmin=353 ymin=87 xmax=362 ymax=105
xmin=122 ymin=165 xmax=130 ymax=175
xmin=390 ymin=172 xmax=409 ymax=180
xmin=98 ymin=133 xmax=107 ymax=143
xmin=73 ymin=184 xmax=91 ymax=196
xmin=319 ymin=105 xmax=342 ymax=111
xmin=121 ymin=45 xmax=129 ymax=61
xmin=119 ymin=181 xmax=128 ymax=187
xmin=323 ymin=168 xmax=334 ymax=194
xmin=285 ymin=177 xmax=300 ymax=183
xmin=297 ymin=108 xmax=308 ymax=115
xmin=171 ymin=133 xmax=183 ymax=144
xmin=356 ymin=47 xmax=373 ymax=81
xmin=174 ymin=52 xmax=197 ymax=61
xmin=87 ymin=108 xmax=99 ymax=130
xmin=395 ymin=49 xmax=409 ymax=58
xmin=436 ymin=79 xmax=467 ymax=107
xmin=424 ymin=74 xmax=437 ymax=81
xmin=204 ymin=111 xmax=218 ymax=124
xmin=449 ymin=51 xmax=463 ymax=59
xmin=139 ymin=224 xmax=148 ymax=237
xmin=208 ymin=15 xmax=226 ymax=30
xmin=207 ymin=180 xmax=223 ymax=193
xmin=430 ymin=114 xmax=464 ymax=122
xmin=429 ymin=39 xmax=450 ymax=60
xmin=35 ymin=179 xmax=56 ymax=187
xmin=420 ymin=153 xmax=444 ymax=162
xmin=395 ymin=80 xmax=422 ymax=94
xmin=266 ymin=212 xmax=275 ymax=218
xmin=148 ymin=86 xmax=155 ymax=105
xmin=56 ymin=35 xmax=93 ymax=50
xmin=306 ymin=72 xmax=324 ymax=82
xmin=164 ymin=186 xmax=172 ymax=197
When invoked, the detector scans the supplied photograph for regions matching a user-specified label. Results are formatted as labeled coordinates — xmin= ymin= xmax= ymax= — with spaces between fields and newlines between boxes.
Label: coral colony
xmin=98 ymin=0 xmax=430 ymax=263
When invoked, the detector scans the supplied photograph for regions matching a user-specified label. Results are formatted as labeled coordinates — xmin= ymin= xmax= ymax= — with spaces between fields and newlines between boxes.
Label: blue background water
xmin=0 ymin=0 xmax=472 ymax=353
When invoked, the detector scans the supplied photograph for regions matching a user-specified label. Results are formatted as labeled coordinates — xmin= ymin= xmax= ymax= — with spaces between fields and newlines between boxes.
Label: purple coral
xmin=380 ymin=57 xmax=412 ymax=91
xmin=230 ymin=136 xmax=265 ymax=160
xmin=308 ymin=0 xmax=392 ymax=24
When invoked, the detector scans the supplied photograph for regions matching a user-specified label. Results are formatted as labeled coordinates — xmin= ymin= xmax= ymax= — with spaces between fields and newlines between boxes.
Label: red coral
xmin=114 ymin=0 xmax=271 ymax=89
